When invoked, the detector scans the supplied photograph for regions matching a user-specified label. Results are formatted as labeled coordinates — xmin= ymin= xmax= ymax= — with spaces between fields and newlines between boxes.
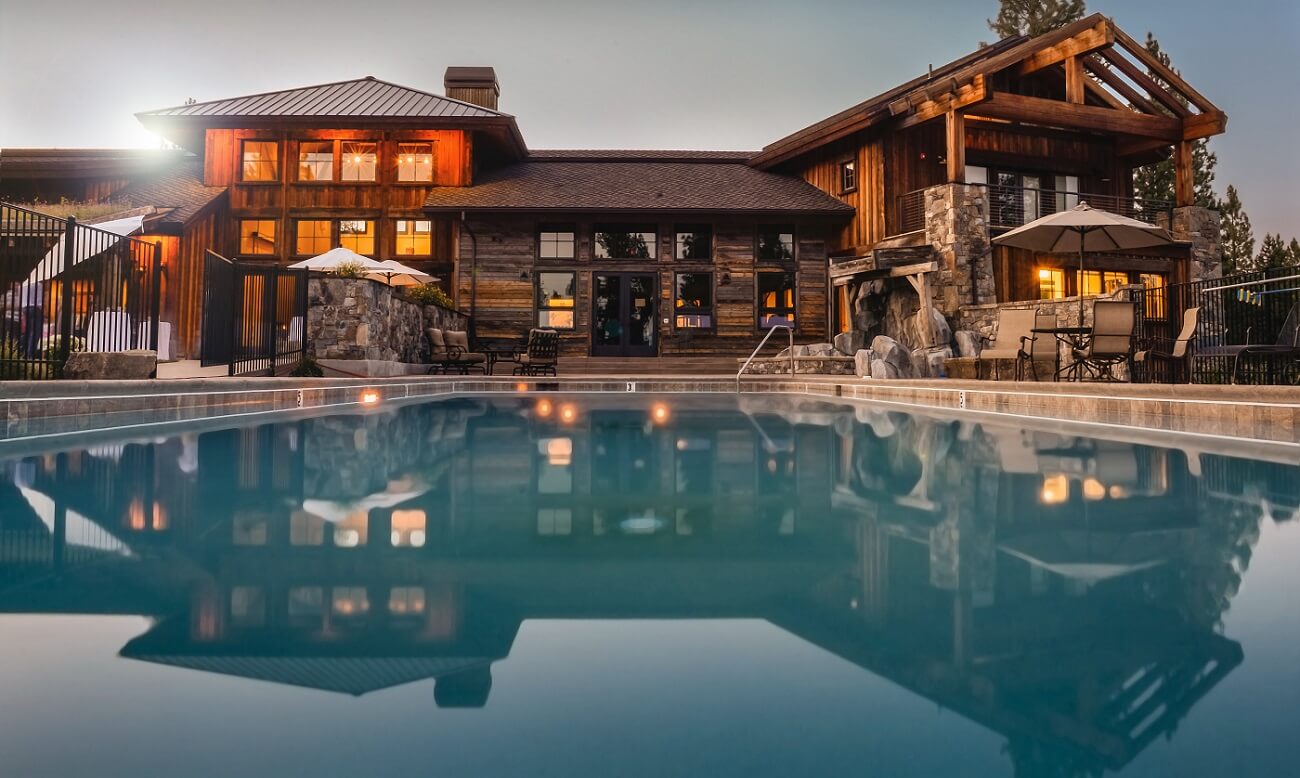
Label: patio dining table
xmin=1032 ymin=325 xmax=1092 ymax=382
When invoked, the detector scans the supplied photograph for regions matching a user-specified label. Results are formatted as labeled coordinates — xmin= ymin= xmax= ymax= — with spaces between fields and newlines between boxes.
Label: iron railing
xmin=895 ymin=185 xmax=1172 ymax=235
xmin=1132 ymin=267 xmax=1300 ymax=385
xmin=228 ymin=262 xmax=309 ymax=376
xmin=0 ymin=202 xmax=162 ymax=379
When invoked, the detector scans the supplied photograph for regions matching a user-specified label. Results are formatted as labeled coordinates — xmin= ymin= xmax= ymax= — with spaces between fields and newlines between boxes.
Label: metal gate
xmin=201 ymin=251 xmax=308 ymax=376
xmin=0 ymin=202 xmax=162 ymax=379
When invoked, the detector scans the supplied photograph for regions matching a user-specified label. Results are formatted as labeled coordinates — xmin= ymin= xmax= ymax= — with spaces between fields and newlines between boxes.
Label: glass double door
xmin=592 ymin=273 xmax=657 ymax=357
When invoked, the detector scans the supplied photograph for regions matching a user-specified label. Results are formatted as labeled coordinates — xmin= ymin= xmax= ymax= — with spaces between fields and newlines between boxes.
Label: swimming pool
xmin=0 ymin=394 xmax=1296 ymax=777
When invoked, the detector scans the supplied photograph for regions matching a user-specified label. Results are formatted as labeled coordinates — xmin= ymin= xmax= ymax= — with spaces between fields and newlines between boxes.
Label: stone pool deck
xmin=0 ymin=375 xmax=1296 ymax=455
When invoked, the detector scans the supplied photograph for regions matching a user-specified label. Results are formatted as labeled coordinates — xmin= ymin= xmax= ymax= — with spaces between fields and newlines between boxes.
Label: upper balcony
xmin=895 ymin=183 xmax=1172 ymax=236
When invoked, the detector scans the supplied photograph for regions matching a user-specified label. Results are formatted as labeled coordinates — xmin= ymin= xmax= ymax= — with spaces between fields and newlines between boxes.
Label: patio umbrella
xmin=992 ymin=202 xmax=1175 ymax=327
xmin=288 ymin=247 xmax=387 ymax=273
xmin=367 ymin=259 xmax=435 ymax=286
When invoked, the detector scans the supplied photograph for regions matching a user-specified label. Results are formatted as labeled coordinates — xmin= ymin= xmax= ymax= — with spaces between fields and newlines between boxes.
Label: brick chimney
xmin=444 ymin=67 xmax=499 ymax=111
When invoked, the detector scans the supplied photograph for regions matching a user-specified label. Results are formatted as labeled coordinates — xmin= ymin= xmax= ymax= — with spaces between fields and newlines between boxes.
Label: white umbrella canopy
xmin=992 ymin=202 xmax=1175 ymax=325
xmin=367 ymin=259 xmax=436 ymax=287
xmin=288 ymin=247 xmax=387 ymax=273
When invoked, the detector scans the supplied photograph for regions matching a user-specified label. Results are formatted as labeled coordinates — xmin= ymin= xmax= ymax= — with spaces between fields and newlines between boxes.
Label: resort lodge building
xmin=0 ymin=14 xmax=1225 ymax=366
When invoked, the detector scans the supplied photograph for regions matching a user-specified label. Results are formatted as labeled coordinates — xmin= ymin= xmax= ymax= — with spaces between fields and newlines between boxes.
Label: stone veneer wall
xmin=307 ymin=277 xmax=467 ymax=364
xmin=1159 ymin=205 xmax=1223 ymax=281
xmin=924 ymin=183 xmax=996 ymax=316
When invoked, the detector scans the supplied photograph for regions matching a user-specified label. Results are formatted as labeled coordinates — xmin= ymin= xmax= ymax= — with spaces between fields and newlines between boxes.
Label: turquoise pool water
xmin=0 ymin=394 xmax=1297 ymax=777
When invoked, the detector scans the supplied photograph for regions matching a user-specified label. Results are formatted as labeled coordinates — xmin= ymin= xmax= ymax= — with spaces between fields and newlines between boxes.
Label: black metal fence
xmin=1133 ymin=267 xmax=1300 ymax=384
xmin=200 ymin=252 xmax=307 ymax=376
xmin=0 ymin=202 xmax=162 ymax=379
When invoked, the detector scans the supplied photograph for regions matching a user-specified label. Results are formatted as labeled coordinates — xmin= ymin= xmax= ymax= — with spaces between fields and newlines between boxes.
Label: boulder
xmin=954 ymin=330 xmax=984 ymax=358
xmin=834 ymin=331 xmax=865 ymax=356
xmin=869 ymin=335 xmax=914 ymax=379
xmin=870 ymin=358 xmax=899 ymax=380
xmin=854 ymin=349 xmax=872 ymax=378
xmin=805 ymin=342 xmax=837 ymax=357
xmin=63 ymin=350 xmax=157 ymax=380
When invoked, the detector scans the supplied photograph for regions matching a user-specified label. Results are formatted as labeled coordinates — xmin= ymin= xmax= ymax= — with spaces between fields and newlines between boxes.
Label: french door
xmin=591 ymin=273 xmax=657 ymax=357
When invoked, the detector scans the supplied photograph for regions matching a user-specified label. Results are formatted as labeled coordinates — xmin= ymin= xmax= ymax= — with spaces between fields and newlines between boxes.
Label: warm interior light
xmin=1040 ymin=474 xmax=1069 ymax=505
xmin=559 ymin=404 xmax=578 ymax=424
xmin=536 ymin=398 xmax=553 ymax=418
xmin=650 ymin=402 xmax=670 ymax=424
xmin=1082 ymin=478 xmax=1106 ymax=501
xmin=360 ymin=390 xmax=380 ymax=405
xmin=516 ymin=382 xmax=529 ymax=392
xmin=353 ymin=155 xmax=363 ymax=163
xmin=546 ymin=437 xmax=573 ymax=466
xmin=1038 ymin=268 xmax=1052 ymax=280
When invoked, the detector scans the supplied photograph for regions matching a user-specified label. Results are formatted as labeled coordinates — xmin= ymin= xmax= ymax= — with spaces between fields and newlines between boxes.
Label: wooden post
xmin=1064 ymin=55 xmax=1085 ymax=105
xmin=1174 ymin=139 xmax=1194 ymax=207
xmin=945 ymin=111 xmax=965 ymax=183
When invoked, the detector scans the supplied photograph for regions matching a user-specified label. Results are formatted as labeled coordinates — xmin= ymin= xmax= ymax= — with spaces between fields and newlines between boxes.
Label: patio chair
xmin=1069 ymin=301 xmax=1135 ymax=382
xmin=1197 ymin=301 xmax=1300 ymax=384
xmin=977 ymin=309 xmax=1050 ymax=381
xmin=427 ymin=328 xmax=486 ymax=375
xmin=1134 ymin=306 xmax=1199 ymax=383
xmin=512 ymin=328 xmax=559 ymax=376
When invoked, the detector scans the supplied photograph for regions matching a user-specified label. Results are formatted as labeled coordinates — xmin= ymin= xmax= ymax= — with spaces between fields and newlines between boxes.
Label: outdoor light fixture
xmin=516 ymin=382 xmax=529 ymax=392
xmin=650 ymin=402 xmax=670 ymax=424
xmin=559 ymin=404 xmax=578 ymax=424
xmin=536 ymin=398 xmax=554 ymax=418
xmin=360 ymin=390 xmax=380 ymax=405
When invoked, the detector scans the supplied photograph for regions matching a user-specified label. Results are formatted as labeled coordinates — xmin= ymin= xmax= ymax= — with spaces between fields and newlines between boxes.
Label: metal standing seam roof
xmin=136 ymin=76 xmax=510 ymax=120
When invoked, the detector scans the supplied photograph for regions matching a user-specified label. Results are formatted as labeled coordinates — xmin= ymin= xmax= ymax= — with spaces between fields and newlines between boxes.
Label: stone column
xmin=1163 ymin=206 xmax=1223 ymax=281
xmin=924 ymin=183 xmax=995 ymax=317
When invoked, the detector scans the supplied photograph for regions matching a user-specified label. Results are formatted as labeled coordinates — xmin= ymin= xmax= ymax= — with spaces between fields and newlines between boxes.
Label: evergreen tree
xmin=987 ymin=0 xmax=1086 ymax=39
xmin=1255 ymin=233 xmax=1290 ymax=270
xmin=1218 ymin=185 xmax=1255 ymax=274
xmin=1131 ymin=34 xmax=1218 ymax=208
xmin=1289 ymin=238 xmax=1300 ymax=267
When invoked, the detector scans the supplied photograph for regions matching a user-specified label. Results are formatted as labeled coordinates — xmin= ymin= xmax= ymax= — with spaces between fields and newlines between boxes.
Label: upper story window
xmin=756 ymin=226 xmax=795 ymax=262
xmin=839 ymin=159 xmax=857 ymax=193
xmin=339 ymin=219 xmax=376 ymax=255
xmin=675 ymin=225 xmax=712 ymax=260
xmin=239 ymin=219 xmax=278 ymax=255
xmin=395 ymin=219 xmax=432 ymax=256
xmin=537 ymin=224 xmax=576 ymax=259
xmin=594 ymin=225 xmax=656 ymax=260
xmin=397 ymin=143 xmax=435 ymax=183
xmin=241 ymin=140 xmax=278 ymax=182
xmin=298 ymin=141 xmax=334 ymax=181
xmin=341 ymin=141 xmax=378 ymax=182
xmin=295 ymin=220 xmax=331 ymax=255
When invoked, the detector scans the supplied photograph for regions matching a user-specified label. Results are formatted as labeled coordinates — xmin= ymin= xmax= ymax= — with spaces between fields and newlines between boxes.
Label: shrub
xmin=406 ymin=283 xmax=455 ymax=309
xmin=289 ymin=355 xmax=324 ymax=377
xmin=332 ymin=259 xmax=369 ymax=279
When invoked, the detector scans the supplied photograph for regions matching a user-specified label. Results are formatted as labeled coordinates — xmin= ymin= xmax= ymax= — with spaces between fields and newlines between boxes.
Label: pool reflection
xmin=0 ymin=395 xmax=1295 ymax=774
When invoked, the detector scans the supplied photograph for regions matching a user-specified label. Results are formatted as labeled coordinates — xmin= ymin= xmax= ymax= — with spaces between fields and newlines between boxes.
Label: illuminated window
xmin=230 ymin=586 xmax=265 ymax=627
xmin=537 ymin=224 xmax=576 ymax=259
xmin=537 ymin=437 xmax=573 ymax=494
xmin=239 ymin=219 xmax=277 ymax=255
xmin=388 ymin=586 xmax=426 ymax=615
xmin=595 ymin=225 xmax=656 ymax=259
xmin=1037 ymin=267 xmax=1066 ymax=300
xmin=332 ymin=512 xmax=369 ymax=547
xmin=396 ymin=142 xmax=435 ymax=182
xmin=758 ymin=271 xmax=796 ymax=328
xmin=295 ymin=220 xmax=331 ymax=255
xmin=331 ymin=586 xmax=370 ymax=617
xmin=675 ymin=225 xmax=712 ymax=260
xmin=674 ymin=272 xmax=713 ymax=329
xmin=241 ymin=140 xmax=278 ymax=182
xmin=395 ymin=219 xmax=432 ymax=256
xmin=839 ymin=159 xmax=857 ymax=193
xmin=1040 ymin=473 xmax=1070 ymax=505
xmin=339 ymin=220 xmax=376 ymax=255
xmin=756 ymin=226 xmax=795 ymax=261
xmin=1077 ymin=270 xmax=1129 ymax=296
xmin=1141 ymin=273 xmax=1168 ymax=318
xmin=390 ymin=509 xmax=427 ymax=548
xmin=297 ymin=140 xmax=334 ymax=181
xmin=290 ymin=511 xmax=326 ymax=546
xmin=340 ymin=141 xmax=378 ymax=182
xmin=537 ymin=271 xmax=575 ymax=329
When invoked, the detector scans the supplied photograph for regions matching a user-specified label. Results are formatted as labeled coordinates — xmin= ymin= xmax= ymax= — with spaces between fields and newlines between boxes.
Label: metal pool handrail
xmin=737 ymin=325 xmax=794 ymax=391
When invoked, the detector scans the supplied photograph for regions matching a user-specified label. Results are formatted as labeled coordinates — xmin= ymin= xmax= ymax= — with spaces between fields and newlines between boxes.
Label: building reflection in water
xmin=0 ymin=394 xmax=1295 ymax=773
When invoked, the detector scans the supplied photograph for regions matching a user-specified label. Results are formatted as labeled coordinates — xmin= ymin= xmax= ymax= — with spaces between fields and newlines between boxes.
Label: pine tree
xmin=1256 ymin=234 xmax=1289 ymax=270
xmin=1218 ymin=185 xmax=1255 ymax=274
xmin=987 ymin=0 xmax=1086 ymax=39
xmin=1289 ymin=238 xmax=1300 ymax=267
xmin=1131 ymin=34 xmax=1218 ymax=208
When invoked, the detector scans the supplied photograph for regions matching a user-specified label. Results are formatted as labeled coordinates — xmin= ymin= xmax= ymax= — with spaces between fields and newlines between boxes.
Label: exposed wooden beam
xmin=972 ymin=92 xmax=1181 ymax=139
xmin=1111 ymin=23 xmax=1219 ymax=114
xmin=1099 ymin=51 xmax=1192 ymax=118
xmin=1082 ymin=73 xmax=1128 ymax=111
xmin=1017 ymin=19 xmax=1114 ymax=76
xmin=945 ymin=111 xmax=965 ymax=183
xmin=1083 ymin=55 xmax=1161 ymax=116
xmin=896 ymin=75 xmax=988 ymax=130
xmin=1116 ymin=136 xmax=1173 ymax=158
xmin=1174 ymin=140 xmax=1194 ymax=207
xmin=1183 ymin=110 xmax=1228 ymax=141
xmin=1064 ymin=56 xmax=1086 ymax=104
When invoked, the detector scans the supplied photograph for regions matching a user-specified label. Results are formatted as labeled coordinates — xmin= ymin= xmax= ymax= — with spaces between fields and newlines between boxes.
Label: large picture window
xmin=239 ymin=219 xmax=278 ymax=255
xmin=396 ymin=142 xmax=435 ymax=182
xmin=339 ymin=220 xmax=376 ymax=255
xmin=537 ymin=225 xmax=576 ymax=259
xmin=595 ymin=225 xmax=656 ymax=260
xmin=241 ymin=140 xmax=278 ymax=182
xmin=297 ymin=141 xmax=334 ymax=181
xmin=756 ymin=226 xmax=795 ymax=261
xmin=295 ymin=220 xmax=331 ymax=255
xmin=674 ymin=272 xmax=713 ymax=330
xmin=675 ymin=225 xmax=712 ymax=260
xmin=537 ymin=272 xmax=576 ymax=329
xmin=395 ymin=219 xmax=433 ymax=256
xmin=341 ymin=141 xmax=378 ymax=182
xmin=757 ymin=271 xmax=796 ymax=328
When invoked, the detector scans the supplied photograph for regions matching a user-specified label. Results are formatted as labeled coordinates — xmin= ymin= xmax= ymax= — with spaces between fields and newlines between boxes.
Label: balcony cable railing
xmin=894 ymin=184 xmax=1171 ymax=235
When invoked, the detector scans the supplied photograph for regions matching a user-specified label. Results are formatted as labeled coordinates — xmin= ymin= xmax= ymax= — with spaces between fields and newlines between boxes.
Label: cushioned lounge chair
xmin=427 ymin=328 xmax=486 ymax=375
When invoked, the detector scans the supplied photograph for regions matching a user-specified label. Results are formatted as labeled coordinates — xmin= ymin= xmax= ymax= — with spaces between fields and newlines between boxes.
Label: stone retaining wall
xmin=307 ymin=277 xmax=467 ymax=364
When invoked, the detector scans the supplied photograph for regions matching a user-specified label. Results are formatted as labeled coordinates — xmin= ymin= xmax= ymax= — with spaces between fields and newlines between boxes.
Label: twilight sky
xmin=1 ymin=0 xmax=1295 ymax=236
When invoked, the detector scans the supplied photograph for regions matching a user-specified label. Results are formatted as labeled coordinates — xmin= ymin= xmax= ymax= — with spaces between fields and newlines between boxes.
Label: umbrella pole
xmin=1078 ymin=228 xmax=1086 ymax=329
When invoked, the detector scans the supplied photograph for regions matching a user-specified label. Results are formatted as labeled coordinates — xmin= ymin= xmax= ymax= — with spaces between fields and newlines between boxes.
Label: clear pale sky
xmin=1 ymin=0 xmax=1295 ymax=236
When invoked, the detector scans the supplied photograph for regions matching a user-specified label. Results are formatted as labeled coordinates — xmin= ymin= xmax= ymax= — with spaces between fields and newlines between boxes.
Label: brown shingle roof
xmin=422 ymin=160 xmax=853 ymax=215
xmin=137 ymin=76 xmax=508 ymax=119
xmin=113 ymin=160 xmax=227 ymax=225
